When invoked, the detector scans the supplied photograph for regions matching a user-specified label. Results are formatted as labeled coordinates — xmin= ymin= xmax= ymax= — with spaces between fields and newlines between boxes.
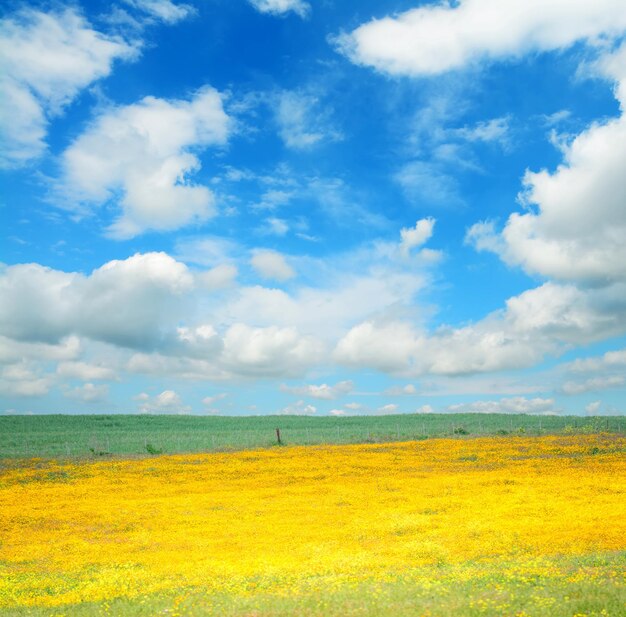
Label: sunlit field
xmin=1 ymin=433 xmax=625 ymax=616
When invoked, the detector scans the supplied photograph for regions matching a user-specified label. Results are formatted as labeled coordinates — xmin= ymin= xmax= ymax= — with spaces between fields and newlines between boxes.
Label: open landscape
xmin=1 ymin=417 xmax=625 ymax=616
xmin=3 ymin=0 xmax=626 ymax=615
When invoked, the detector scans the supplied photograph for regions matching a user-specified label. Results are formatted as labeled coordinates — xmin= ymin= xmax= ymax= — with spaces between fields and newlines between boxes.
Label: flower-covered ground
xmin=1 ymin=434 xmax=624 ymax=616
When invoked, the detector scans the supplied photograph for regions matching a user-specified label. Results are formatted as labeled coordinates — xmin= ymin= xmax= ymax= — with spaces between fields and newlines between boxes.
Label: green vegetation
xmin=0 ymin=413 xmax=622 ymax=459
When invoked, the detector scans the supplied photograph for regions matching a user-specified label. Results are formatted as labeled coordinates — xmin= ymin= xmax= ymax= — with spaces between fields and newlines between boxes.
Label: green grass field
xmin=1 ymin=412 xmax=622 ymax=459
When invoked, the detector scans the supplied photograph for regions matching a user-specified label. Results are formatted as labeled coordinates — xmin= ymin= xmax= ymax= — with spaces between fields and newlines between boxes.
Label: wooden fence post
xmin=275 ymin=428 xmax=282 ymax=445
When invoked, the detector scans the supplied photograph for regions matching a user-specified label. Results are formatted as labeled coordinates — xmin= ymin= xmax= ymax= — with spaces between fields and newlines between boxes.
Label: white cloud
xmin=335 ymin=282 xmax=626 ymax=376
xmin=562 ymin=375 xmax=625 ymax=395
xmin=127 ymin=353 xmax=228 ymax=381
xmin=446 ymin=397 xmax=559 ymax=415
xmin=586 ymin=401 xmax=602 ymax=415
xmin=64 ymin=382 xmax=109 ymax=403
xmin=138 ymin=389 xmax=191 ymax=413
xmin=565 ymin=348 xmax=626 ymax=374
xmin=377 ymin=403 xmax=398 ymax=415
xmin=281 ymin=380 xmax=353 ymax=400
xmin=280 ymin=400 xmax=317 ymax=415
xmin=220 ymin=269 xmax=427 ymax=341
xmin=175 ymin=325 xmax=222 ymax=358
xmin=338 ymin=0 xmax=626 ymax=77
xmin=400 ymin=218 xmax=435 ymax=255
xmin=335 ymin=321 xmax=421 ymax=374
xmin=248 ymin=0 xmax=310 ymax=19
xmin=253 ymin=190 xmax=294 ymax=211
xmin=329 ymin=409 xmax=347 ymax=416
xmin=0 ymin=253 xmax=330 ymax=381
xmin=274 ymin=91 xmax=341 ymax=149
xmin=0 ymin=361 xmax=53 ymax=397
xmin=0 ymin=253 xmax=194 ymax=350
xmin=0 ymin=335 xmax=81 ymax=363
xmin=250 ymin=249 xmax=295 ymax=281
xmin=197 ymin=264 xmax=238 ymax=291
xmin=60 ymin=87 xmax=230 ymax=237
xmin=416 ymin=404 xmax=434 ymax=414
xmin=221 ymin=324 xmax=325 ymax=378
xmin=57 ymin=361 xmax=117 ymax=381
xmin=123 ymin=0 xmax=194 ymax=24
xmin=202 ymin=392 xmax=228 ymax=406
xmin=559 ymin=346 xmax=626 ymax=395
xmin=345 ymin=402 xmax=362 ymax=410
xmin=384 ymin=384 xmax=418 ymax=396
xmin=420 ymin=375 xmax=546 ymax=397
xmin=453 ymin=117 xmax=510 ymax=144
xmin=467 ymin=44 xmax=626 ymax=286
xmin=0 ymin=7 xmax=137 ymax=167
xmin=262 ymin=217 xmax=290 ymax=237
xmin=175 ymin=236 xmax=238 ymax=267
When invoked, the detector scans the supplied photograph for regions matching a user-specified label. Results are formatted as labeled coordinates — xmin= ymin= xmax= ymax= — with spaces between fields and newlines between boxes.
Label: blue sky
xmin=1 ymin=0 xmax=626 ymax=416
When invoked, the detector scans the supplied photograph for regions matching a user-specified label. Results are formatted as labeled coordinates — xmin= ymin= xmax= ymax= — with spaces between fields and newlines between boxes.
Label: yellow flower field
xmin=1 ymin=434 xmax=625 ymax=616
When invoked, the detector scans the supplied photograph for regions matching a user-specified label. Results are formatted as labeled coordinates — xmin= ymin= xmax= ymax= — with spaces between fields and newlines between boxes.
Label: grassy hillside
xmin=1 ymin=412 xmax=622 ymax=459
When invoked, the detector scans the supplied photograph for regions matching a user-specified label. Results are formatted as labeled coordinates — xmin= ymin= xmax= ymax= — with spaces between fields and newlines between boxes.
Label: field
xmin=1 ymin=431 xmax=625 ymax=616
xmin=1 ymin=413 xmax=623 ymax=458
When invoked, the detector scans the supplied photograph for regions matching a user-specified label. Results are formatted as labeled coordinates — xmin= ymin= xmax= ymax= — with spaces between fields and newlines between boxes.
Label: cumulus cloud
xmin=467 ymin=44 xmax=626 ymax=286
xmin=202 ymin=392 xmax=227 ymax=406
xmin=274 ymin=90 xmax=341 ymax=149
xmin=0 ymin=7 xmax=137 ymax=167
xmin=221 ymin=324 xmax=325 ymax=378
xmin=565 ymin=348 xmax=626 ymax=374
xmin=337 ymin=0 xmax=626 ymax=77
xmin=416 ymin=404 xmax=434 ymax=414
xmin=56 ymin=361 xmax=117 ymax=381
xmin=329 ymin=409 xmax=347 ymax=416
xmin=400 ymin=218 xmax=435 ymax=255
xmin=0 ymin=362 xmax=53 ymax=397
xmin=250 ymin=249 xmax=295 ymax=281
xmin=219 ymin=268 xmax=427 ymax=341
xmin=280 ymin=400 xmax=317 ymax=415
xmin=127 ymin=353 xmax=228 ymax=381
xmin=281 ymin=380 xmax=353 ymax=400
xmin=60 ymin=87 xmax=230 ymax=237
xmin=0 ymin=335 xmax=81 ymax=364
xmin=248 ymin=0 xmax=310 ymax=19
xmin=562 ymin=375 xmax=625 ymax=395
xmin=446 ymin=397 xmax=559 ymax=415
xmin=63 ymin=383 xmax=109 ymax=403
xmin=559 ymin=346 xmax=626 ymax=395
xmin=137 ymin=389 xmax=191 ymax=414
xmin=335 ymin=282 xmax=626 ymax=376
xmin=0 ymin=253 xmax=194 ymax=349
xmin=585 ymin=401 xmax=602 ymax=415
xmin=377 ymin=403 xmax=399 ymax=415
xmin=197 ymin=264 xmax=238 ymax=291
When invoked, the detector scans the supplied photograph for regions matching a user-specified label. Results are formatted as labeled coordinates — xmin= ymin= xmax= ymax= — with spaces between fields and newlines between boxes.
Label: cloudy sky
xmin=1 ymin=0 xmax=625 ymax=416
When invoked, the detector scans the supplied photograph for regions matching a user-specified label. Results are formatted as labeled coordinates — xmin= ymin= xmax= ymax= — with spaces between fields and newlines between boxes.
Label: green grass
xmin=0 ymin=413 xmax=623 ymax=459
xmin=4 ymin=552 xmax=624 ymax=616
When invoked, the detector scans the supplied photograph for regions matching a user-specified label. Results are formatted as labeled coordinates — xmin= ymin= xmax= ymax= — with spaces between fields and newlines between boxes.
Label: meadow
xmin=0 ymin=412 xmax=623 ymax=458
xmin=1 ymin=432 xmax=624 ymax=616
